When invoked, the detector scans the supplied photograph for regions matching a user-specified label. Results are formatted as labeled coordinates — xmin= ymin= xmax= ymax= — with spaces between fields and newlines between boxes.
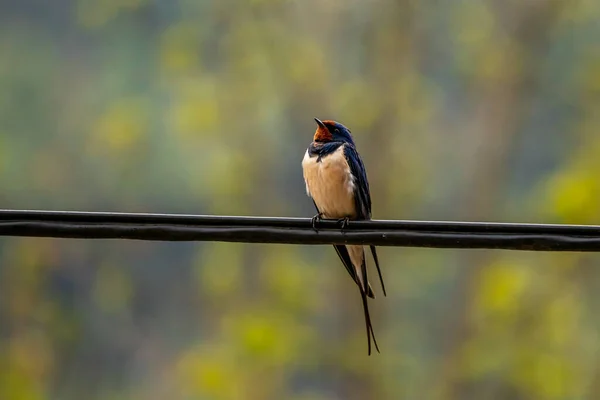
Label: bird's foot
xmin=338 ymin=216 xmax=351 ymax=230
xmin=311 ymin=212 xmax=324 ymax=231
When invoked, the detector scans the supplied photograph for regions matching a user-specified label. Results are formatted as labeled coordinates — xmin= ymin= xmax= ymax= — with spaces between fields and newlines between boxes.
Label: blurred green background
xmin=0 ymin=0 xmax=599 ymax=399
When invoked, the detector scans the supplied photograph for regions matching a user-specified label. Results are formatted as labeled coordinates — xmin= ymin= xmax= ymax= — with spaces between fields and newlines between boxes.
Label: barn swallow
xmin=301 ymin=118 xmax=386 ymax=355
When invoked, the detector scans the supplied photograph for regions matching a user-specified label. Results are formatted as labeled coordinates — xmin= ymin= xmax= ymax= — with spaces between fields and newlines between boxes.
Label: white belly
xmin=301 ymin=145 xmax=356 ymax=219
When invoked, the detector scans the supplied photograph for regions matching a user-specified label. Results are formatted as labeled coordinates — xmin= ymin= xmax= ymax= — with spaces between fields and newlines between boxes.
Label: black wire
xmin=1 ymin=209 xmax=600 ymax=251
xmin=2 ymin=209 xmax=600 ymax=233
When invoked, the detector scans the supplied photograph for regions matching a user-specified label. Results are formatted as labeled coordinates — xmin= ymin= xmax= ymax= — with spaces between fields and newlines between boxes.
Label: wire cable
xmin=1 ymin=209 xmax=600 ymax=251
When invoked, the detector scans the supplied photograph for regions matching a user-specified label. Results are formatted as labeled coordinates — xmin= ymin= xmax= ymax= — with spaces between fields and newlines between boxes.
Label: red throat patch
xmin=313 ymin=126 xmax=332 ymax=142
xmin=313 ymin=120 xmax=336 ymax=142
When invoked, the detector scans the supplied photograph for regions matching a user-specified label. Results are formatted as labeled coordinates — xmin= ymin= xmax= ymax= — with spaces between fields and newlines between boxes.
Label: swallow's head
xmin=313 ymin=118 xmax=354 ymax=144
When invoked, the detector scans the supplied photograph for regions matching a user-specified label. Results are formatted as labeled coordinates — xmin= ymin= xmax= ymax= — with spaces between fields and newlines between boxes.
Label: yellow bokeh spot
xmin=91 ymin=97 xmax=148 ymax=155
xmin=0 ymin=368 xmax=44 ymax=400
xmin=241 ymin=317 xmax=278 ymax=354
xmin=475 ymin=261 xmax=530 ymax=318
xmin=548 ymin=171 xmax=599 ymax=223
xmin=197 ymin=363 xmax=229 ymax=397
xmin=222 ymin=310 xmax=310 ymax=365
xmin=515 ymin=352 xmax=577 ymax=400
xmin=175 ymin=346 xmax=239 ymax=399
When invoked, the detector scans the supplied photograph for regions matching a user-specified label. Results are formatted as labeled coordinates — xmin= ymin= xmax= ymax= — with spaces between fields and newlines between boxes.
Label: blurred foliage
xmin=0 ymin=0 xmax=599 ymax=399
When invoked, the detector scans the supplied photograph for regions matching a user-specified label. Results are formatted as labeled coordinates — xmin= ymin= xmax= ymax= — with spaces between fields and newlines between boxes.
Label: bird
xmin=301 ymin=117 xmax=386 ymax=355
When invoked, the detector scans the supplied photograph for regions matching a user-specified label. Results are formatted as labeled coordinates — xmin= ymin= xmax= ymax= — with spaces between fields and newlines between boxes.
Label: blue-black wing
xmin=343 ymin=144 xmax=371 ymax=219
xmin=343 ymin=144 xmax=386 ymax=297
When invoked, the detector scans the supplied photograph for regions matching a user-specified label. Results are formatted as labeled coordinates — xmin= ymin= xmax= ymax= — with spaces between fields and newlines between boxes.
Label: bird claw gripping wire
xmin=338 ymin=216 xmax=350 ymax=230
xmin=311 ymin=212 xmax=324 ymax=231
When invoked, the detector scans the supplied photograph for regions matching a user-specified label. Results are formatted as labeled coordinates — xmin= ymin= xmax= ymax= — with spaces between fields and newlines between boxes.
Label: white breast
xmin=301 ymin=145 xmax=356 ymax=219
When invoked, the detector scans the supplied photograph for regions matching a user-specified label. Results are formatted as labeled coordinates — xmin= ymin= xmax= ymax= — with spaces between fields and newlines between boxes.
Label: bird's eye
xmin=334 ymin=129 xmax=340 ymax=134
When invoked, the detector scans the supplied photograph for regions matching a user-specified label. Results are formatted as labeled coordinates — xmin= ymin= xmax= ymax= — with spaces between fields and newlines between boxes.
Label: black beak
xmin=314 ymin=118 xmax=326 ymax=128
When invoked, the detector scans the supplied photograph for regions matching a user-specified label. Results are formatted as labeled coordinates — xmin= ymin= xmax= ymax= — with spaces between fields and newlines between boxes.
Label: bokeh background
xmin=0 ymin=0 xmax=599 ymax=399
